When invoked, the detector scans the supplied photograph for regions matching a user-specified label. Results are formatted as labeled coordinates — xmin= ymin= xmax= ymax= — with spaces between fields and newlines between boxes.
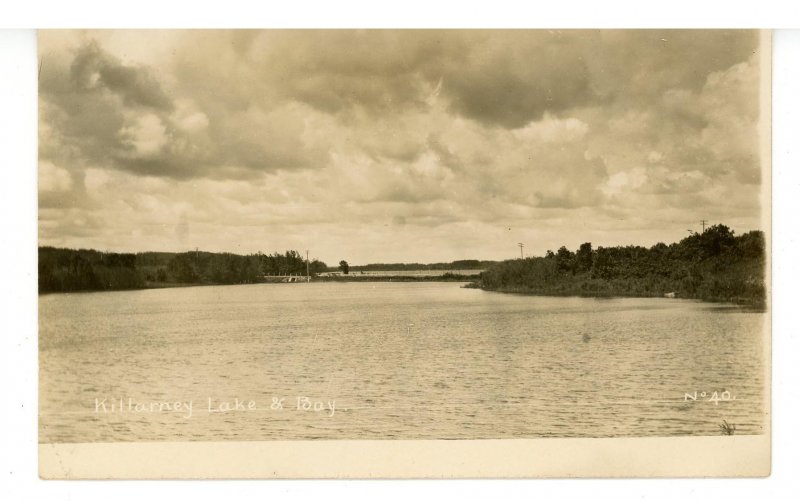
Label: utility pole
xmin=306 ymin=250 xmax=310 ymax=283
xmin=518 ymin=242 xmax=524 ymax=259
xmin=701 ymin=220 xmax=707 ymax=233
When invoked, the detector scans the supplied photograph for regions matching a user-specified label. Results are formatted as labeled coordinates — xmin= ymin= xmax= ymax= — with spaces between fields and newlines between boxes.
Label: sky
xmin=38 ymin=30 xmax=766 ymax=265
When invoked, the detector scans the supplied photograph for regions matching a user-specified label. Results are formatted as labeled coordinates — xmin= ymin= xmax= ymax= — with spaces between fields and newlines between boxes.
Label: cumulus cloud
xmin=438 ymin=31 xmax=596 ymax=128
xmin=40 ymin=38 xmax=332 ymax=180
xmin=39 ymin=160 xmax=73 ymax=193
xmin=119 ymin=113 xmax=169 ymax=157
xmin=83 ymin=167 xmax=110 ymax=192
xmin=37 ymin=30 xmax=766 ymax=263
xmin=69 ymin=39 xmax=174 ymax=110
xmin=513 ymin=114 xmax=590 ymax=143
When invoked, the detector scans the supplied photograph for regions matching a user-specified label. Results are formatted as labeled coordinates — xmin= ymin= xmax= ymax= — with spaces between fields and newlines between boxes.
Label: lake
xmin=318 ymin=269 xmax=483 ymax=277
xmin=38 ymin=282 xmax=767 ymax=443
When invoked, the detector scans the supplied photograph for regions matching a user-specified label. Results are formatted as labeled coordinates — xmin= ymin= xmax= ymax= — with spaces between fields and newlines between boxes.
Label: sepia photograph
xmin=36 ymin=29 xmax=770 ymax=478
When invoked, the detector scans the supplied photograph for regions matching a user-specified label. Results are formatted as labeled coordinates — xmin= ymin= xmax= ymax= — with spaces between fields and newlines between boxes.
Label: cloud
xmin=37 ymin=30 xmax=765 ymax=263
xmin=69 ymin=40 xmax=174 ymax=110
xmin=438 ymin=31 xmax=596 ymax=128
xmin=120 ymin=113 xmax=169 ymax=156
xmin=83 ymin=168 xmax=110 ymax=192
xmin=586 ymin=30 xmax=758 ymax=101
xmin=39 ymin=160 xmax=73 ymax=193
xmin=174 ymin=99 xmax=210 ymax=133
xmin=168 ymin=31 xmax=597 ymax=128
xmin=512 ymin=114 xmax=589 ymax=143
xmin=40 ymin=39 xmax=334 ymax=180
xmin=211 ymin=102 xmax=331 ymax=172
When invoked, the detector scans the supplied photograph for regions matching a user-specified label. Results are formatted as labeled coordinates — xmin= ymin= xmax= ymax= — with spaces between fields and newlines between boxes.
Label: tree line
xmin=476 ymin=225 xmax=766 ymax=306
xmin=38 ymin=247 xmax=328 ymax=293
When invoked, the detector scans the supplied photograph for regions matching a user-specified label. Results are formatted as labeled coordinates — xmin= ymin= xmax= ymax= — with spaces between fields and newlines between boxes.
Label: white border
xmin=2 ymin=1 xmax=800 ymax=28
xmin=39 ymin=436 xmax=771 ymax=479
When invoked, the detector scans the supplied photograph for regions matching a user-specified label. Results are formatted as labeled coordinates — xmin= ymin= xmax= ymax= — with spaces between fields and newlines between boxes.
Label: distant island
xmin=38 ymin=224 xmax=765 ymax=306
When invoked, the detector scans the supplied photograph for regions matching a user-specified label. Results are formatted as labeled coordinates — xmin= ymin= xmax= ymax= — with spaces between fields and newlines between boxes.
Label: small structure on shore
xmin=262 ymin=275 xmax=306 ymax=283
xmin=664 ymin=292 xmax=676 ymax=298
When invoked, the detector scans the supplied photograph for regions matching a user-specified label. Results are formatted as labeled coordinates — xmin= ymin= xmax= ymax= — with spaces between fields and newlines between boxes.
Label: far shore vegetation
xmin=37 ymin=247 xmax=483 ymax=293
xmin=38 ymin=249 xmax=324 ymax=293
xmin=473 ymin=224 xmax=765 ymax=307
xmin=38 ymin=224 xmax=765 ymax=306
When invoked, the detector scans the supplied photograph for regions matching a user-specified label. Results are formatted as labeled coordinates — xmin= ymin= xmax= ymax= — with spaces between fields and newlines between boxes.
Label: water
xmin=39 ymin=282 xmax=767 ymax=443
xmin=318 ymin=269 xmax=483 ymax=277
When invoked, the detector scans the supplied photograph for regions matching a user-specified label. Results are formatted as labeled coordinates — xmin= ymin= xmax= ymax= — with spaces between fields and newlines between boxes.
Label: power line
xmin=518 ymin=242 xmax=524 ymax=259
xmin=701 ymin=220 xmax=707 ymax=233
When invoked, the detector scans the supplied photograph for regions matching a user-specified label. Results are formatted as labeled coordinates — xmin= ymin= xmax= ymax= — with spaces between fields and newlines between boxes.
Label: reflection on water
xmin=39 ymin=282 xmax=767 ymax=442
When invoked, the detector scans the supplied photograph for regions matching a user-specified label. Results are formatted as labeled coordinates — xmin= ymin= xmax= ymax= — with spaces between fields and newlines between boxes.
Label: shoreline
xmin=472 ymin=283 xmax=767 ymax=309
xmin=38 ymin=278 xmax=766 ymax=309
xmin=37 ymin=275 xmax=479 ymax=295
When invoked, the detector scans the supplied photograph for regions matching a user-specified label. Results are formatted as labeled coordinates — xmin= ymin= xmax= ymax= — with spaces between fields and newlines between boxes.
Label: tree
xmin=698 ymin=224 xmax=735 ymax=258
xmin=736 ymin=230 xmax=765 ymax=260
xmin=555 ymin=246 xmax=575 ymax=273
xmin=576 ymin=242 xmax=593 ymax=273
xmin=591 ymin=247 xmax=613 ymax=279
xmin=309 ymin=259 xmax=328 ymax=276
xmin=339 ymin=260 xmax=350 ymax=275
xmin=168 ymin=254 xmax=198 ymax=283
